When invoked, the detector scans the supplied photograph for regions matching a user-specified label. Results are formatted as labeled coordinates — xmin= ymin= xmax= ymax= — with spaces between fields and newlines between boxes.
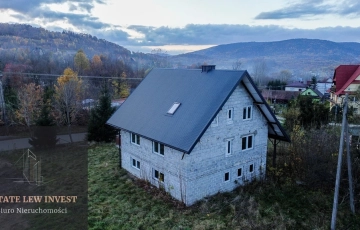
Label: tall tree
xmin=74 ymin=49 xmax=89 ymax=75
xmin=29 ymin=86 xmax=59 ymax=149
xmin=87 ymin=82 xmax=117 ymax=142
xmin=2 ymin=77 xmax=18 ymax=124
xmin=54 ymin=68 xmax=83 ymax=142
xmin=252 ymin=59 xmax=267 ymax=86
xmin=15 ymin=83 xmax=43 ymax=133
xmin=91 ymin=54 xmax=103 ymax=75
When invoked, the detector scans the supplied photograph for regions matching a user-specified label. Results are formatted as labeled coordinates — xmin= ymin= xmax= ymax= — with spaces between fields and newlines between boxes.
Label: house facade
xmin=316 ymin=77 xmax=333 ymax=95
xmin=300 ymin=88 xmax=324 ymax=102
xmin=285 ymin=82 xmax=308 ymax=92
xmin=107 ymin=66 xmax=289 ymax=206
xmin=262 ymin=89 xmax=300 ymax=104
xmin=330 ymin=65 xmax=360 ymax=114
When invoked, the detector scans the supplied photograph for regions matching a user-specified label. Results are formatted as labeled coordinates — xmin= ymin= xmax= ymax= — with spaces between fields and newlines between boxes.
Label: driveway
xmin=0 ymin=133 xmax=86 ymax=152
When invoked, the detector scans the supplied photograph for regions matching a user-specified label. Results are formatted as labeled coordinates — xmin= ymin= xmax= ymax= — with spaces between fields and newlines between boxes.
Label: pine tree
xmin=29 ymin=86 xmax=59 ymax=149
xmin=87 ymin=82 xmax=117 ymax=142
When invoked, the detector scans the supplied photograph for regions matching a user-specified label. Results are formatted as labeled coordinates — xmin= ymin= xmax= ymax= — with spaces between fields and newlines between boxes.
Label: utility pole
xmin=331 ymin=94 xmax=348 ymax=230
xmin=346 ymin=121 xmax=355 ymax=213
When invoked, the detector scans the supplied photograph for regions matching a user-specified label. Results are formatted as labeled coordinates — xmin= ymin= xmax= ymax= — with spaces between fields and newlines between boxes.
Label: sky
xmin=0 ymin=0 xmax=360 ymax=54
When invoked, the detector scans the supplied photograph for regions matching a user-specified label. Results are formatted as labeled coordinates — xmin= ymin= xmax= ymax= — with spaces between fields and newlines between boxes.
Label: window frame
xmin=241 ymin=134 xmax=254 ymax=151
xmin=243 ymin=106 xmax=252 ymax=120
xmin=131 ymin=133 xmax=140 ymax=145
xmin=153 ymin=141 xmax=165 ymax=156
xmin=167 ymin=102 xmax=181 ymax=115
xmin=153 ymin=169 xmax=165 ymax=182
xmin=131 ymin=158 xmax=141 ymax=170
xmin=227 ymin=108 xmax=234 ymax=121
xmin=225 ymin=139 xmax=233 ymax=156
xmin=249 ymin=164 xmax=254 ymax=173
xmin=237 ymin=167 xmax=243 ymax=178
xmin=224 ymin=171 xmax=230 ymax=182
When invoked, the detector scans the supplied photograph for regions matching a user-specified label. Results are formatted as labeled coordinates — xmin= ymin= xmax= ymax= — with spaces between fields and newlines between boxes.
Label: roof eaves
xmin=242 ymin=72 xmax=291 ymax=143
xmin=335 ymin=65 xmax=360 ymax=95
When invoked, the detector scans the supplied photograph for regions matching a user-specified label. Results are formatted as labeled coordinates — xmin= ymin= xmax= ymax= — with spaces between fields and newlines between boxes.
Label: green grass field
xmin=88 ymin=144 xmax=360 ymax=230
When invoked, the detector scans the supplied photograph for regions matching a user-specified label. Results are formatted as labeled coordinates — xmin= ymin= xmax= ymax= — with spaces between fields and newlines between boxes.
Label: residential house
xmin=300 ymin=88 xmax=324 ymax=102
xmin=330 ymin=65 xmax=360 ymax=114
xmin=107 ymin=65 xmax=290 ymax=206
xmin=316 ymin=77 xmax=333 ymax=95
xmin=285 ymin=82 xmax=308 ymax=92
xmin=262 ymin=89 xmax=300 ymax=104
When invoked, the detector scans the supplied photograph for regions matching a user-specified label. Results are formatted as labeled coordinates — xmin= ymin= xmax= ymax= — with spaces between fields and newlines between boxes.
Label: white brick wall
xmin=121 ymin=84 xmax=269 ymax=206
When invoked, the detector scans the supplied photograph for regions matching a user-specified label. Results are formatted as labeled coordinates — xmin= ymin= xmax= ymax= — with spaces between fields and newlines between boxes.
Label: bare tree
xmin=252 ymin=59 xmax=267 ymax=86
xmin=232 ymin=59 xmax=242 ymax=70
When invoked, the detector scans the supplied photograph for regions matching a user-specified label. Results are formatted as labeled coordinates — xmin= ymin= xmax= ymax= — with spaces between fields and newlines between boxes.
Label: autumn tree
xmin=90 ymin=54 xmax=103 ymax=75
xmin=16 ymin=83 xmax=43 ymax=133
xmin=74 ymin=49 xmax=90 ymax=75
xmin=112 ymin=72 xmax=130 ymax=99
xmin=54 ymin=67 xmax=83 ymax=142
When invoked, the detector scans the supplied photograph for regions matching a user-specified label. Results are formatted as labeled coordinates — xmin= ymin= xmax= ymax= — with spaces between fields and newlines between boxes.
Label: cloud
xmin=255 ymin=0 xmax=360 ymax=20
xmin=255 ymin=0 xmax=333 ymax=19
xmin=0 ymin=0 xmax=106 ymax=30
xmin=125 ymin=24 xmax=360 ymax=47
xmin=338 ymin=0 xmax=360 ymax=16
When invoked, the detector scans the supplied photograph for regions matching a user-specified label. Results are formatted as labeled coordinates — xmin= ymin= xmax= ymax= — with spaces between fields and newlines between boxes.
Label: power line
xmin=1 ymin=71 xmax=144 ymax=80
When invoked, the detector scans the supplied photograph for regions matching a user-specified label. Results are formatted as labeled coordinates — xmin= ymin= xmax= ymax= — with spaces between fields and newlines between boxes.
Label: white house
xmin=285 ymin=82 xmax=308 ymax=92
xmin=107 ymin=65 xmax=290 ymax=206
xmin=316 ymin=77 xmax=333 ymax=95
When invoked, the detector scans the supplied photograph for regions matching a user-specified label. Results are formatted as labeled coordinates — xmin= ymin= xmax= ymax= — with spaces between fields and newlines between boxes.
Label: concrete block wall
xmin=181 ymin=85 xmax=268 ymax=205
xmin=121 ymin=84 xmax=269 ymax=206
xmin=121 ymin=130 xmax=187 ymax=202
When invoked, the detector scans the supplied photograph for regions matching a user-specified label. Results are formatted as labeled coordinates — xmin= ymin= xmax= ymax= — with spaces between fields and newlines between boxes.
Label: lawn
xmin=88 ymin=144 xmax=360 ymax=230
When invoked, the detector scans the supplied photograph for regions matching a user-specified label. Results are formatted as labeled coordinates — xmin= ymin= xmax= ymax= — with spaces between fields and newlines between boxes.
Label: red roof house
xmin=330 ymin=65 xmax=360 ymax=114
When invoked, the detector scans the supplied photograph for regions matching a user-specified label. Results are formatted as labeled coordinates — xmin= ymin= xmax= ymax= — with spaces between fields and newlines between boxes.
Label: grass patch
xmin=88 ymin=144 xmax=360 ymax=229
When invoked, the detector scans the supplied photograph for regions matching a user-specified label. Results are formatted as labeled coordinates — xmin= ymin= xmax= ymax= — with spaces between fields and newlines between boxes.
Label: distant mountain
xmin=1 ymin=23 xmax=359 ymax=79
xmin=0 ymin=23 xmax=132 ymax=58
xmin=171 ymin=39 xmax=360 ymax=77
xmin=0 ymin=23 xmax=164 ymax=74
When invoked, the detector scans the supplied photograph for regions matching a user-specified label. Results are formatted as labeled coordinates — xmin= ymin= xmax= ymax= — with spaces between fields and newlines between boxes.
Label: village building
xmin=107 ymin=65 xmax=290 ymax=206
xmin=330 ymin=65 xmax=360 ymax=114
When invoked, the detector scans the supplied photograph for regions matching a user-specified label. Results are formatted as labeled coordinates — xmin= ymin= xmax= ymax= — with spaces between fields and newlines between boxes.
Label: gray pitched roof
xmin=107 ymin=68 xmax=290 ymax=153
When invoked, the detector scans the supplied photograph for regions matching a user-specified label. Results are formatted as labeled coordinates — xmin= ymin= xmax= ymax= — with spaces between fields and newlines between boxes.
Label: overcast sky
xmin=0 ymin=0 xmax=360 ymax=54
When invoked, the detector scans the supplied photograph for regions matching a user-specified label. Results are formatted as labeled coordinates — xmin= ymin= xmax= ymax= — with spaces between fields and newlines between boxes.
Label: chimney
xmin=201 ymin=65 xmax=216 ymax=73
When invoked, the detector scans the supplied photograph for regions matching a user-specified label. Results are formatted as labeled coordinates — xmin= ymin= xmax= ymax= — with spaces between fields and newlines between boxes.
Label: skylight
xmin=167 ymin=102 xmax=181 ymax=115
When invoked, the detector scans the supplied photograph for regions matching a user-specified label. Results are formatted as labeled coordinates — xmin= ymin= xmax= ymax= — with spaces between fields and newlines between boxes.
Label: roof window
xmin=167 ymin=102 xmax=181 ymax=115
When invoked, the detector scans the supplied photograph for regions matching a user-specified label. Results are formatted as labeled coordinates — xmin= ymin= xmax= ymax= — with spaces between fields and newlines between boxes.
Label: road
xmin=0 ymin=133 xmax=86 ymax=152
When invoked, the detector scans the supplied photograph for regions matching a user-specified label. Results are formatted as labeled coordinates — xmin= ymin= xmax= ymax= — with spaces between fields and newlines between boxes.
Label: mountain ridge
xmin=171 ymin=38 xmax=360 ymax=77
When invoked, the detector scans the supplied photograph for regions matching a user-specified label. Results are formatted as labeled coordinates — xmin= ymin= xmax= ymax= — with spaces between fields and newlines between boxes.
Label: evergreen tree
xmin=29 ymin=86 xmax=59 ymax=149
xmin=87 ymin=82 xmax=117 ymax=142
